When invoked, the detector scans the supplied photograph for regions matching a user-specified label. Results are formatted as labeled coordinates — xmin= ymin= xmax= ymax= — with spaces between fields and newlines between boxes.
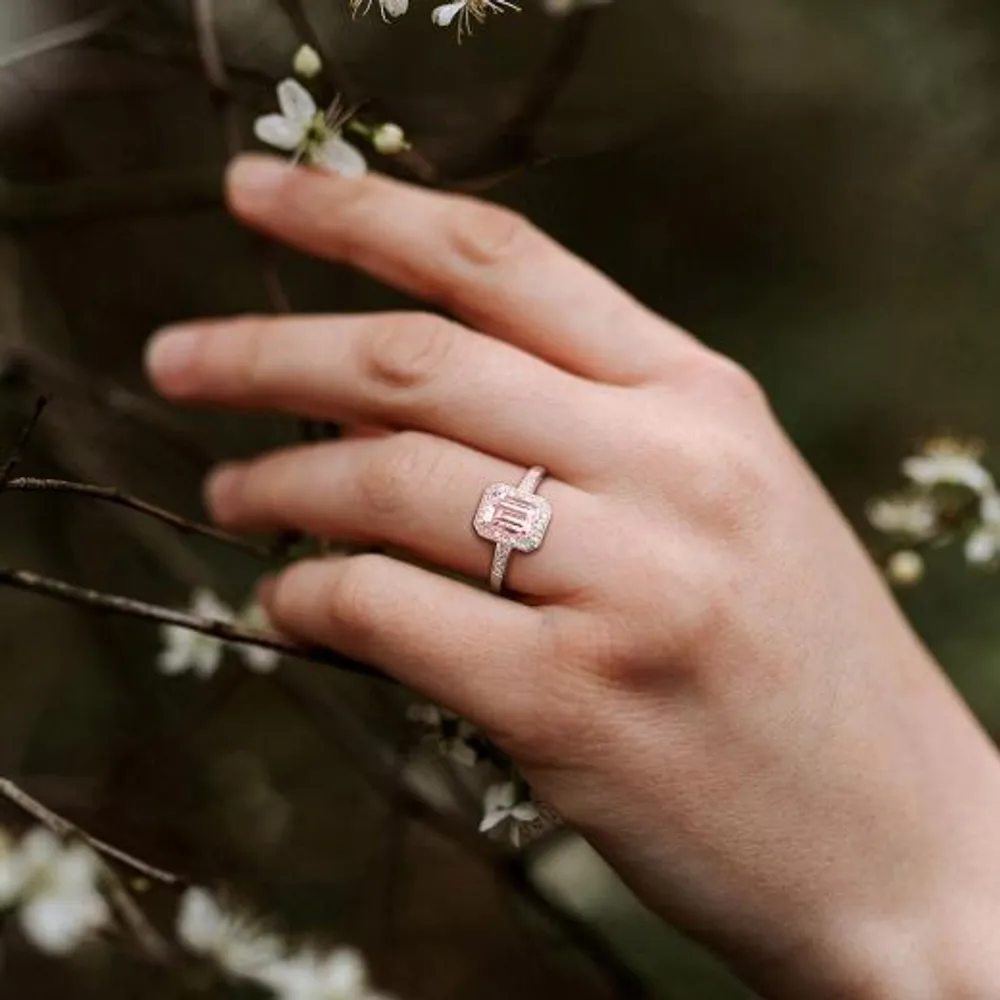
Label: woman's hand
xmin=146 ymin=155 xmax=1000 ymax=999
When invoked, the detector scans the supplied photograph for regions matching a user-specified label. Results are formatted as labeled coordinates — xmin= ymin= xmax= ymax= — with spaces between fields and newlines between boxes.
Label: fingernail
xmin=227 ymin=156 xmax=294 ymax=209
xmin=205 ymin=463 xmax=245 ymax=518
xmin=145 ymin=327 xmax=199 ymax=390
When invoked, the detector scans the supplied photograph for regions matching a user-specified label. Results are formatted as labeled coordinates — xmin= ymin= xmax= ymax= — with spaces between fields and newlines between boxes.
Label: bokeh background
xmin=2 ymin=1 xmax=1000 ymax=997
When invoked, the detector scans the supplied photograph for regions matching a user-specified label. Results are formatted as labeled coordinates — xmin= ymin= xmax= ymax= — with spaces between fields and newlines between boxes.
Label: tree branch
xmin=0 ymin=567 xmax=383 ymax=681
xmin=0 ymin=2 xmax=132 ymax=73
xmin=0 ymin=778 xmax=180 ymax=886
xmin=186 ymin=0 xmax=292 ymax=314
xmin=5 ymin=477 xmax=275 ymax=560
xmin=275 ymin=0 xmax=353 ymax=99
xmin=449 ymin=9 xmax=599 ymax=184
xmin=0 ymin=397 xmax=46 ymax=491
xmin=0 ymin=778 xmax=176 ymax=962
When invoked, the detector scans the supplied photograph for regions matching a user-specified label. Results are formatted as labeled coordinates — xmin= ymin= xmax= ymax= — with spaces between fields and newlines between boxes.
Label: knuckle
xmin=448 ymin=200 xmax=536 ymax=269
xmin=317 ymin=557 xmax=383 ymax=644
xmin=225 ymin=316 xmax=274 ymax=397
xmin=246 ymin=454 xmax=298 ymax=520
xmin=362 ymin=313 xmax=456 ymax=393
xmin=691 ymin=352 xmax=769 ymax=410
xmin=359 ymin=433 xmax=442 ymax=518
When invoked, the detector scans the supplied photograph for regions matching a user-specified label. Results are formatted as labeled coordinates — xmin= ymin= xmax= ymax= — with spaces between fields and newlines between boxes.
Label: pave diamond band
xmin=473 ymin=466 xmax=552 ymax=594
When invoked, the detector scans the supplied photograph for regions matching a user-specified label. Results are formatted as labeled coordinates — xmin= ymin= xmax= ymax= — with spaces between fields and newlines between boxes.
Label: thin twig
xmin=449 ymin=9 xmax=599 ymax=185
xmin=103 ymin=875 xmax=173 ymax=963
xmin=0 ymin=778 xmax=176 ymax=962
xmin=0 ymin=778 xmax=180 ymax=886
xmin=275 ymin=0 xmax=353 ymax=98
xmin=0 ymin=567 xmax=383 ymax=681
xmin=0 ymin=397 xmax=46 ymax=491
xmin=504 ymin=9 xmax=599 ymax=154
xmin=6 ymin=477 xmax=275 ymax=560
xmin=0 ymin=2 xmax=131 ymax=73
xmin=86 ymin=29 xmax=274 ymax=90
xmin=188 ymin=0 xmax=242 ymax=156
xmin=186 ymin=0 xmax=293 ymax=314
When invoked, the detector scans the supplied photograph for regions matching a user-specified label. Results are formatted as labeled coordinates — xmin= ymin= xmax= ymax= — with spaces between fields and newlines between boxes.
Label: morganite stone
xmin=473 ymin=484 xmax=552 ymax=553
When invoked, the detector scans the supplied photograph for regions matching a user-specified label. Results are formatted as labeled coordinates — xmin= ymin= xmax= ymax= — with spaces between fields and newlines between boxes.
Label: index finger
xmin=225 ymin=155 xmax=697 ymax=385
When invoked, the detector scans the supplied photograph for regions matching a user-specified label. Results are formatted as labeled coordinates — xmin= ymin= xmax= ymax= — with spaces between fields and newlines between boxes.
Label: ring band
xmin=473 ymin=466 xmax=553 ymax=593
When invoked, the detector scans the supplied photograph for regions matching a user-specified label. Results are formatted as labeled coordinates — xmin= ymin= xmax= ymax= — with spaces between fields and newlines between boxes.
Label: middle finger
xmin=147 ymin=312 xmax=617 ymax=484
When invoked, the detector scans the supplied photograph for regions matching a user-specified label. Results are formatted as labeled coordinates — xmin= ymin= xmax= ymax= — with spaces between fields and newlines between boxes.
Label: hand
xmin=146 ymin=155 xmax=1000 ymax=999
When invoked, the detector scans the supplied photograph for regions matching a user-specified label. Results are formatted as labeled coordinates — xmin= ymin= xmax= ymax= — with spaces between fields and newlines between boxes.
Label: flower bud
xmin=372 ymin=123 xmax=409 ymax=155
xmin=886 ymin=550 xmax=925 ymax=586
xmin=293 ymin=45 xmax=322 ymax=79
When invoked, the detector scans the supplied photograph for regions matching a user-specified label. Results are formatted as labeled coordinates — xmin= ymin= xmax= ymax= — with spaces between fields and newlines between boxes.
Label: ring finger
xmin=207 ymin=431 xmax=604 ymax=599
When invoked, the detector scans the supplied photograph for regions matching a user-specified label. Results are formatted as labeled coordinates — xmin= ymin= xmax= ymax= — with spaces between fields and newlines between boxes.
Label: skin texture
xmin=146 ymin=154 xmax=1000 ymax=999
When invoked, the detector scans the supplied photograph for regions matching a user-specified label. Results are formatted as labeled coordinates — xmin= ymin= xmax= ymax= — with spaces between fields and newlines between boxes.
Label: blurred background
xmin=2 ymin=0 xmax=1000 ymax=997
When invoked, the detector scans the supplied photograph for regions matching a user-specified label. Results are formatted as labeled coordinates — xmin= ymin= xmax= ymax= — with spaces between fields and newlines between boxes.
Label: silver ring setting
xmin=473 ymin=466 xmax=552 ymax=593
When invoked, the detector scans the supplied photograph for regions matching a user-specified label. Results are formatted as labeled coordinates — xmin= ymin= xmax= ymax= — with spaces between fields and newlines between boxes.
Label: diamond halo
xmin=472 ymin=467 xmax=552 ymax=593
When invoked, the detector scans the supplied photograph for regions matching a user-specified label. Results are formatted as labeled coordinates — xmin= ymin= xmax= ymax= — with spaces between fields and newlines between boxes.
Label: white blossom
xmin=407 ymin=703 xmax=479 ymax=767
xmin=964 ymin=493 xmax=1000 ymax=567
xmin=866 ymin=493 xmax=939 ymax=539
xmin=293 ymin=45 xmax=323 ymax=79
xmin=965 ymin=527 xmax=998 ymax=566
xmin=479 ymin=782 xmax=539 ymax=847
xmin=159 ymin=591 xmax=284 ymax=679
xmin=261 ymin=947 xmax=393 ymax=1000
xmin=1 ymin=830 xmax=109 ymax=955
xmin=431 ymin=0 xmax=519 ymax=42
xmin=177 ymin=888 xmax=284 ymax=979
xmin=158 ymin=588 xmax=232 ymax=679
xmin=237 ymin=602 xmax=282 ymax=674
xmin=901 ymin=437 xmax=994 ymax=495
xmin=255 ymin=79 xmax=367 ymax=178
xmin=351 ymin=0 xmax=409 ymax=20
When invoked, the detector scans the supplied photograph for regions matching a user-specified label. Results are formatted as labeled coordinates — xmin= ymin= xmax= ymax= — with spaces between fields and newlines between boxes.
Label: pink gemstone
xmin=473 ymin=484 xmax=552 ymax=553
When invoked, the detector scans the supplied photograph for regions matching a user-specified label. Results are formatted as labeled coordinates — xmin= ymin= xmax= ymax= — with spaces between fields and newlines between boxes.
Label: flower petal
xmin=981 ymin=492 xmax=1000 ymax=525
xmin=21 ymin=895 xmax=107 ymax=955
xmin=478 ymin=808 xmax=509 ymax=833
xmin=240 ymin=644 xmax=281 ymax=674
xmin=447 ymin=741 xmax=478 ymax=768
xmin=966 ymin=527 xmax=999 ymax=566
xmin=320 ymin=948 xmax=369 ymax=992
xmin=277 ymin=78 xmax=317 ymax=125
xmin=192 ymin=588 xmax=233 ymax=622
xmin=314 ymin=136 xmax=368 ymax=177
xmin=483 ymin=782 xmax=516 ymax=813
xmin=406 ymin=703 xmax=443 ymax=726
xmin=254 ymin=114 xmax=304 ymax=152
xmin=902 ymin=454 xmax=994 ymax=494
xmin=511 ymin=802 xmax=540 ymax=823
xmin=432 ymin=1 xmax=467 ymax=27
xmin=177 ymin=887 xmax=225 ymax=952
xmin=865 ymin=495 xmax=938 ymax=538
xmin=193 ymin=641 xmax=224 ymax=680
